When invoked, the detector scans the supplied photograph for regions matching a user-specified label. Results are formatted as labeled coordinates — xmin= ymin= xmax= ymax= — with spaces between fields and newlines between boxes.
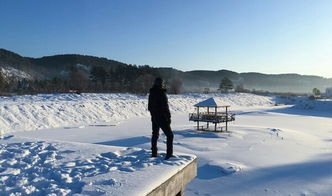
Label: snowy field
xmin=1 ymin=93 xmax=332 ymax=195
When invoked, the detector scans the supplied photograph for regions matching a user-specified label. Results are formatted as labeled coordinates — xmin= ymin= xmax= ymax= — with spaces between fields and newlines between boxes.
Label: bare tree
xmin=219 ymin=77 xmax=233 ymax=93
xmin=312 ymin=88 xmax=321 ymax=98
xmin=169 ymin=78 xmax=183 ymax=94
xmin=0 ymin=73 xmax=6 ymax=92
xmin=69 ymin=67 xmax=87 ymax=91
xmin=133 ymin=74 xmax=155 ymax=94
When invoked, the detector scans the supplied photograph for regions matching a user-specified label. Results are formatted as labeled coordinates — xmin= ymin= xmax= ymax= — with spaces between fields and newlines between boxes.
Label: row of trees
xmin=3 ymin=70 xmax=318 ymax=96
xmin=0 ymin=70 xmax=238 ymax=95
xmin=218 ymin=77 xmax=326 ymax=96
xmin=0 ymin=65 xmax=184 ymax=95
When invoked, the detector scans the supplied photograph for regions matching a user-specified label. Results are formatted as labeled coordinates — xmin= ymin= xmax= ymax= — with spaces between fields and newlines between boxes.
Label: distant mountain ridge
xmin=0 ymin=48 xmax=331 ymax=93
xmin=157 ymin=68 xmax=332 ymax=93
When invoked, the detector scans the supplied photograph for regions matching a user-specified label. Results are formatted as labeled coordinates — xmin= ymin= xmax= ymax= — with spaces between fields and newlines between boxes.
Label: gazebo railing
xmin=189 ymin=112 xmax=235 ymax=123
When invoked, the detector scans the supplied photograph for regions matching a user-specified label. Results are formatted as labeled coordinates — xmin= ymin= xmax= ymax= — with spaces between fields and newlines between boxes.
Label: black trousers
xmin=151 ymin=120 xmax=174 ymax=156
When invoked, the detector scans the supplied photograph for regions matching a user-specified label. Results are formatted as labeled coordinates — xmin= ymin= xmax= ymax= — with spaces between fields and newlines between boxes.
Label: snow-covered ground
xmin=0 ymin=93 xmax=274 ymax=134
xmin=1 ymin=93 xmax=332 ymax=195
xmin=0 ymin=137 xmax=194 ymax=195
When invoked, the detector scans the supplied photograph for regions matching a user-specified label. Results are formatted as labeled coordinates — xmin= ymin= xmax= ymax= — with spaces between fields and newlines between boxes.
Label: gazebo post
xmin=197 ymin=106 xmax=200 ymax=130
xmin=225 ymin=106 xmax=228 ymax=131
xmin=207 ymin=107 xmax=209 ymax=129
xmin=214 ymin=107 xmax=217 ymax=131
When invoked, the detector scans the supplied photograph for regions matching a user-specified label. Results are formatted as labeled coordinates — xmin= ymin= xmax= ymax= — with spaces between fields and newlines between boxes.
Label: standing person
xmin=148 ymin=77 xmax=174 ymax=160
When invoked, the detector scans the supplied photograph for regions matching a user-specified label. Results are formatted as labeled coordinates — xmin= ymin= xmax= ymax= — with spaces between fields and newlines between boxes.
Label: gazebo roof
xmin=194 ymin=97 xmax=223 ymax=107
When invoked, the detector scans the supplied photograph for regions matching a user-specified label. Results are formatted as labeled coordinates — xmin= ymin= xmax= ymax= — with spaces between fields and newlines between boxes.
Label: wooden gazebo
xmin=189 ymin=98 xmax=235 ymax=132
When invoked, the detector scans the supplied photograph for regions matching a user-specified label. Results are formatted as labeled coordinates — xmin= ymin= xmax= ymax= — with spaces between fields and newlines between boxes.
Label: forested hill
xmin=0 ymin=48 xmax=331 ymax=94
xmin=0 ymin=48 xmax=128 ymax=80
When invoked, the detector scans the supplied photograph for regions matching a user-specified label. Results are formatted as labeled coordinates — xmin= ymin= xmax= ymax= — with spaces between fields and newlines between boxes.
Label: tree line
xmin=0 ymin=65 xmax=183 ymax=95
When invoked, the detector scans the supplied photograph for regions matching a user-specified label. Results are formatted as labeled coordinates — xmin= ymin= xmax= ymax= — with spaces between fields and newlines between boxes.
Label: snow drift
xmin=0 ymin=93 xmax=274 ymax=135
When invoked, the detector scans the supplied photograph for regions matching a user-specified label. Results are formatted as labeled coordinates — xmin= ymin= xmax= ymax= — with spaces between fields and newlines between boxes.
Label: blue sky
xmin=1 ymin=0 xmax=332 ymax=77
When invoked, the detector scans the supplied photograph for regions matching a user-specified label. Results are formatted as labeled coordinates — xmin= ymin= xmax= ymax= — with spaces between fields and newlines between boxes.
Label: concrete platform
xmin=147 ymin=157 xmax=197 ymax=196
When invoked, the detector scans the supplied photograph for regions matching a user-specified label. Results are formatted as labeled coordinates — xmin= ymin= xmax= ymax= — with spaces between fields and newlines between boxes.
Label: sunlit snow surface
xmin=0 ymin=93 xmax=274 ymax=134
xmin=0 ymin=138 xmax=194 ymax=195
xmin=1 ymin=93 xmax=332 ymax=195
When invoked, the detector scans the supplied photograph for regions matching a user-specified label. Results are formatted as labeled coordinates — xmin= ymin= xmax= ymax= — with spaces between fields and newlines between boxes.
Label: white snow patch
xmin=0 ymin=66 xmax=33 ymax=80
xmin=75 ymin=63 xmax=91 ymax=71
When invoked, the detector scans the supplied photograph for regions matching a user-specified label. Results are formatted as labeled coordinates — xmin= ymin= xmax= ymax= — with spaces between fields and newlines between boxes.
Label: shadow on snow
xmin=173 ymin=129 xmax=227 ymax=139
xmin=95 ymin=136 xmax=150 ymax=147
xmin=219 ymin=158 xmax=332 ymax=194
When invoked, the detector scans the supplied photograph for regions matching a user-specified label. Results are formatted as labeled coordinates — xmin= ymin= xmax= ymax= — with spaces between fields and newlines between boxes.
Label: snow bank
xmin=277 ymin=96 xmax=332 ymax=111
xmin=0 ymin=93 xmax=275 ymax=134
xmin=293 ymin=99 xmax=332 ymax=111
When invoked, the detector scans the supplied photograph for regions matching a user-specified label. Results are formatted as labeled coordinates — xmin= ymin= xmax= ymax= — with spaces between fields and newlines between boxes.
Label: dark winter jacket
xmin=148 ymin=86 xmax=171 ymax=123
